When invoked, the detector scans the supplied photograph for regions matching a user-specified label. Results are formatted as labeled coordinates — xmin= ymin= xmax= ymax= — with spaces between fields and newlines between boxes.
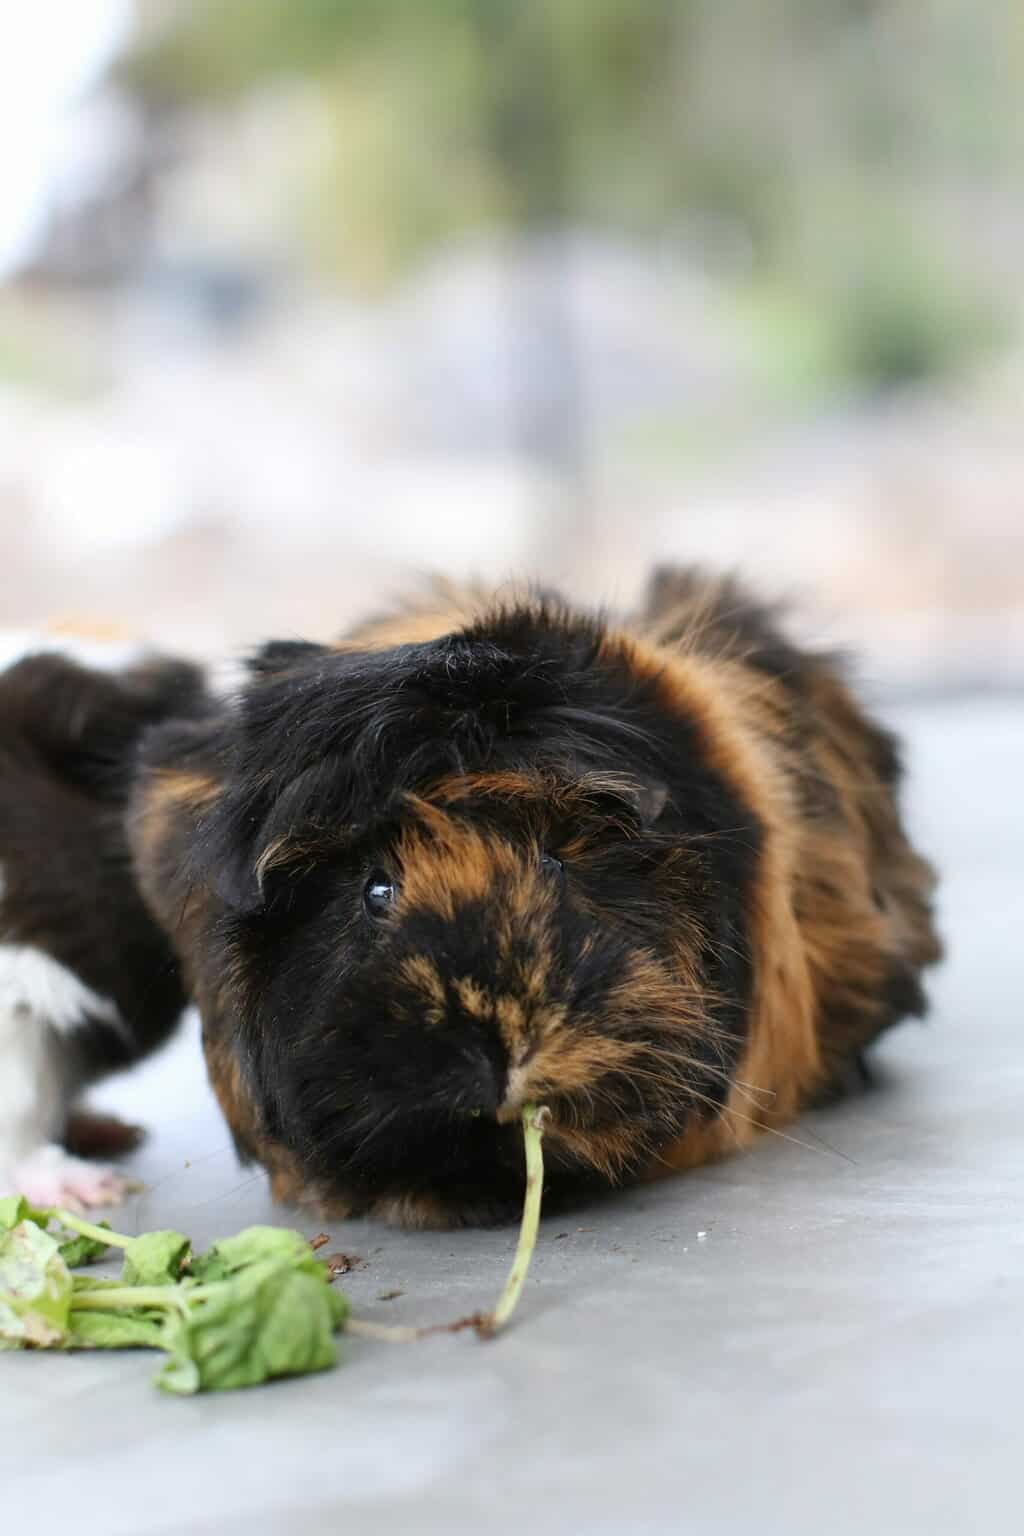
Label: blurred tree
xmin=118 ymin=0 xmax=1019 ymax=392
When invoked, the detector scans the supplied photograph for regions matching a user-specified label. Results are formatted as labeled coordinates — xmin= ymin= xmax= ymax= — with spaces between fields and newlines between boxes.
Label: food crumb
xmin=377 ymin=1289 xmax=404 ymax=1302
xmin=326 ymin=1252 xmax=365 ymax=1278
xmin=309 ymin=1232 xmax=330 ymax=1252
xmin=554 ymin=1232 xmax=569 ymax=1240
xmin=697 ymin=1230 xmax=708 ymax=1241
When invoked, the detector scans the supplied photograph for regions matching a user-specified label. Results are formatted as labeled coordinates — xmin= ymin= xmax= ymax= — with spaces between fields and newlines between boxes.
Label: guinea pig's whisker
xmin=697 ymin=935 xmax=750 ymax=971
xmin=546 ymin=1058 xmax=800 ymax=1165
xmin=638 ymin=1057 xmax=783 ymax=1121
xmin=182 ymin=1170 xmax=270 ymax=1212
xmin=709 ymin=1100 xmax=856 ymax=1163
xmin=679 ymin=826 xmax=759 ymax=847
xmin=627 ymin=1043 xmax=736 ymax=1088
xmin=728 ymin=1077 xmax=779 ymax=1110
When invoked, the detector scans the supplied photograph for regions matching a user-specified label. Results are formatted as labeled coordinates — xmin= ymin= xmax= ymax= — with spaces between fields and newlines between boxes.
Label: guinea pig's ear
xmin=181 ymin=787 xmax=264 ymax=915
xmin=206 ymin=836 xmax=265 ymax=915
xmin=183 ymin=781 xmax=275 ymax=915
xmin=629 ymin=778 xmax=670 ymax=828
xmin=203 ymin=761 xmax=340 ymax=915
xmin=247 ymin=639 xmax=328 ymax=678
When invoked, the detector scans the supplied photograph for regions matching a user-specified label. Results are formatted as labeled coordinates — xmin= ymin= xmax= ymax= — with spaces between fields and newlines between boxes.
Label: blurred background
xmin=1 ymin=0 xmax=1021 ymax=691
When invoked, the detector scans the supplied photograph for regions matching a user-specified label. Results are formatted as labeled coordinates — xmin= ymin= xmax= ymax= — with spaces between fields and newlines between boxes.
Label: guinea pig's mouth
xmin=494 ymin=1062 xmax=534 ymax=1124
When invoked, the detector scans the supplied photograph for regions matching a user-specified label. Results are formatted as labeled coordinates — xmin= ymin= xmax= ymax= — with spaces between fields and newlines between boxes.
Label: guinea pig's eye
xmin=540 ymin=852 xmax=564 ymax=876
xmin=362 ymin=869 xmax=398 ymax=921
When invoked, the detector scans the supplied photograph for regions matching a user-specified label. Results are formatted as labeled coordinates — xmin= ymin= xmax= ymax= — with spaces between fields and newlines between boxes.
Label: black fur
xmin=0 ymin=651 xmax=210 ymax=1082
xmin=137 ymin=602 xmax=760 ymax=1221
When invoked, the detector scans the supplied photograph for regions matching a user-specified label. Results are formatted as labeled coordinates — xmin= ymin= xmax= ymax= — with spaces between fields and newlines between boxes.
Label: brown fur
xmin=393 ymin=589 xmax=937 ymax=1180
xmin=131 ymin=764 xmax=316 ymax=1203
xmin=129 ymin=572 xmax=941 ymax=1223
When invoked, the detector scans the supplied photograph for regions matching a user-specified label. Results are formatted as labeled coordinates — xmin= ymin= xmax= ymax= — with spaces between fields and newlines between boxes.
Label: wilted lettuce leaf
xmin=0 ymin=1221 xmax=73 ymax=1349
xmin=157 ymin=1258 xmax=347 ymax=1395
xmin=188 ymin=1226 xmax=323 ymax=1284
xmin=0 ymin=1200 xmax=117 ymax=1271
xmin=0 ymin=1200 xmax=114 ymax=1267
xmin=121 ymin=1231 xmax=192 ymax=1286
xmin=68 ymin=1310 xmax=169 ymax=1351
xmin=0 ymin=1197 xmax=51 ymax=1232
xmin=1 ymin=1203 xmax=353 ymax=1393
xmin=59 ymin=1225 xmax=112 ymax=1268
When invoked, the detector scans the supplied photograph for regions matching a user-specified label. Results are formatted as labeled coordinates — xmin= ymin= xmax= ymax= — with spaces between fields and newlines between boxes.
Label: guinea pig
xmin=130 ymin=567 xmax=942 ymax=1228
xmin=0 ymin=636 xmax=209 ymax=1207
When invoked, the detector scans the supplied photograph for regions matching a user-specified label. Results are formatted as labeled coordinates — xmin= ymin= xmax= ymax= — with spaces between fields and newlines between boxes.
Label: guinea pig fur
xmin=0 ymin=642 xmax=209 ymax=1207
xmin=130 ymin=568 xmax=942 ymax=1228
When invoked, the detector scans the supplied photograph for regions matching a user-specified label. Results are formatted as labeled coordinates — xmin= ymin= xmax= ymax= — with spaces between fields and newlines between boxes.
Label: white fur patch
xmin=0 ymin=628 xmax=146 ymax=677
xmin=0 ymin=949 xmax=131 ymax=1201
xmin=0 ymin=945 xmax=124 ymax=1039
xmin=0 ymin=988 xmax=67 ymax=1175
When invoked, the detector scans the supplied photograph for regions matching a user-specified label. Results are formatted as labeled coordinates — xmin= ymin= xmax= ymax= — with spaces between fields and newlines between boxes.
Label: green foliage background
xmin=121 ymin=0 xmax=1021 ymax=393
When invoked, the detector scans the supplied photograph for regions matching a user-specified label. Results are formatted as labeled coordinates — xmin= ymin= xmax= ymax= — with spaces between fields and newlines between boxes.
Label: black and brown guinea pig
xmin=130 ymin=567 xmax=942 ymax=1229
xmin=0 ymin=632 xmax=208 ymax=1207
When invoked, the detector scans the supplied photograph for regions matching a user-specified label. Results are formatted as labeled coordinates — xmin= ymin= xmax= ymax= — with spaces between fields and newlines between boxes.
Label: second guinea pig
xmin=129 ymin=566 xmax=941 ymax=1228
xmin=0 ymin=639 xmax=208 ymax=1207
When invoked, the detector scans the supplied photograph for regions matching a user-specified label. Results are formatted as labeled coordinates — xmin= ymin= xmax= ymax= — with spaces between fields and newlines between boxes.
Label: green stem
xmin=54 ymin=1209 xmax=130 ymax=1250
xmin=70 ymin=1286 xmax=188 ymax=1317
xmin=479 ymin=1102 xmax=548 ymax=1336
xmin=343 ymin=1103 xmax=549 ymax=1347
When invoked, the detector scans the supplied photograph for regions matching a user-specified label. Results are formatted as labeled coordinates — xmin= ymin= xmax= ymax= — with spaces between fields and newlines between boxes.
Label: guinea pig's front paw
xmin=7 ymin=1143 xmax=137 ymax=1211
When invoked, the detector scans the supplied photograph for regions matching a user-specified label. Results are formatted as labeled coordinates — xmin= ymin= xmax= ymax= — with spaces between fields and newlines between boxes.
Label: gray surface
xmin=3 ymin=697 xmax=1021 ymax=1535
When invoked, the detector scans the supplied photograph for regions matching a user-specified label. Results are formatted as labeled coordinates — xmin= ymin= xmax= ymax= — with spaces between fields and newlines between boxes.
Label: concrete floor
xmin=3 ymin=696 xmax=1021 ymax=1536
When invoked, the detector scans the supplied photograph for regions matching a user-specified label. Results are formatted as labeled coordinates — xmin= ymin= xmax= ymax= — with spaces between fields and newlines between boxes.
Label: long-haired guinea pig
xmin=0 ymin=636 xmax=208 ymax=1207
xmin=130 ymin=568 xmax=942 ymax=1229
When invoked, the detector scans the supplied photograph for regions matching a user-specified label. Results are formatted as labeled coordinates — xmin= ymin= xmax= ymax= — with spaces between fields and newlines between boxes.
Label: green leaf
xmin=188 ymin=1226 xmax=322 ymax=1284
xmin=68 ymin=1310 xmax=169 ymax=1351
xmin=2 ymin=1211 xmax=349 ymax=1390
xmin=59 ymin=1224 xmax=112 ymax=1268
xmin=153 ymin=1313 xmax=199 ymax=1394
xmin=121 ymin=1231 xmax=192 ymax=1287
xmin=157 ymin=1258 xmax=345 ymax=1395
xmin=0 ymin=1196 xmax=51 ymax=1232
xmin=0 ymin=1221 xmax=73 ymax=1349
